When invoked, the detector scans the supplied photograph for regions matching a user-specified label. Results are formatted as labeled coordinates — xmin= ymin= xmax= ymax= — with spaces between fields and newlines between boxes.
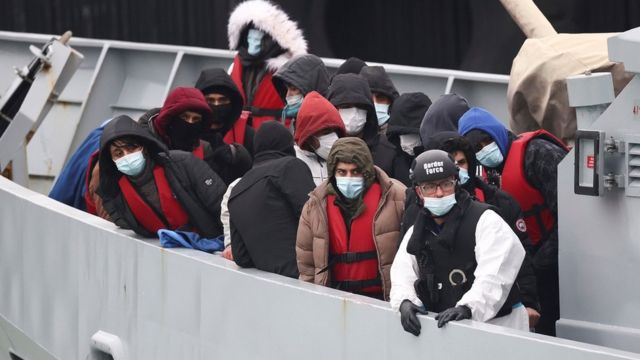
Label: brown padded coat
xmin=296 ymin=166 xmax=406 ymax=300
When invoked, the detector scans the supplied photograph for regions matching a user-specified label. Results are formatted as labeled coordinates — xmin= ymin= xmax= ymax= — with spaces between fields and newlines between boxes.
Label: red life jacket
xmin=501 ymin=129 xmax=568 ymax=246
xmin=230 ymin=55 xmax=285 ymax=130
xmin=223 ymin=110 xmax=250 ymax=146
xmin=474 ymin=187 xmax=485 ymax=203
xmin=118 ymin=165 xmax=190 ymax=234
xmin=192 ymin=143 xmax=204 ymax=160
xmin=326 ymin=183 xmax=383 ymax=295
xmin=83 ymin=150 xmax=100 ymax=215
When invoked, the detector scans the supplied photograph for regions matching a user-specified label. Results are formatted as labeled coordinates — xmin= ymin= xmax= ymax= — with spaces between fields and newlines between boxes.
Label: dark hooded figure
xmin=195 ymin=67 xmax=255 ymax=155
xmin=419 ymin=93 xmax=470 ymax=144
xmin=228 ymin=121 xmax=315 ymax=278
xmin=272 ymin=54 xmax=331 ymax=129
xmin=139 ymin=86 xmax=251 ymax=186
xmin=332 ymin=57 xmax=368 ymax=78
xmin=98 ymin=115 xmax=226 ymax=238
xmin=327 ymin=74 xmax=406 ymax=182
xmin=386 ymin=92 xmax=432 ymax=186
xmin=359 ymin=65 xmax=399 ymax=134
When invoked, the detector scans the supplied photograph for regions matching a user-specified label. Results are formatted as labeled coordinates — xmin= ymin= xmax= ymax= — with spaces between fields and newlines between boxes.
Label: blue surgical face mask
xmin=114 ymin=150 xmax=146 ymax=177
xmin=475 ymin=142 xmax=504 ymax=168
xmin=458 ymin=167 xmax=470 ymax=184
xmin=374 ymin=102 xmax=390 ymax=126
xmin=423 ymin=193 xmax=457 ymax=217
xmin=283 ymin=94 xmax=303 ymax=118
xmin=335 ymin=176 xmax=365 ymax=199
xmin=247 ymin=29 xmax=265 ymax=56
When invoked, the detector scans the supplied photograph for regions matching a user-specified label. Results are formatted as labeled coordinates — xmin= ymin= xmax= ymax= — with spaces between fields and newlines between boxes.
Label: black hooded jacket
xmin=327 ymin=74 xmax=407 ymax=181
xmin=386 ymin=92 xmax=432 ymax=185
xmin=332 ymin=57 xmax=367 ymax=79
xmin=401 ymin=131 xmax=539 ymax=311
xmin=419 ymin=93 xmax=470 ymax=144
xmin=138 ymin=106 xmax=252 ymax=186
xmin=272 ymin=54 xmax=330 ymax=101
xmin=228 ymin=121 xmax=315 ymax=278
xmin=359 ymin=66 xmax=399 ymax=100
xmin=195 ymin=67 xmax=255 ymax=155
xmin=98 ymin=115 xmax=226 ymax=238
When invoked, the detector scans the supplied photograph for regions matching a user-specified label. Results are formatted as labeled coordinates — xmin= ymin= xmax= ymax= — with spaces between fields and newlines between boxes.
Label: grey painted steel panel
xmin=0 ymin=31 xmax=509 ymax=193
xmin=1 ymin=176 xmax=640 ymax=359
xmin=557 ymin=29 xmax=640 ymax=352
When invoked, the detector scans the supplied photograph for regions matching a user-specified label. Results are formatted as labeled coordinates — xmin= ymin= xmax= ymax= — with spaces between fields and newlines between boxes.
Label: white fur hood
xmin=228 ymin=0 xmax=308 ymax=71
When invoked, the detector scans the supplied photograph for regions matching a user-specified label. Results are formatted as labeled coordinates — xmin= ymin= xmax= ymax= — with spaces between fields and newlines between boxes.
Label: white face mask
xmin=315 ymin=132 xmax=339 ymax=160
xmin=399 ymin=134 xmax=422 ymax=156
xmin=338 ymin=107 xmax=367 ymax=135
xmin=374 ymin=102 xmax=390 ymax=126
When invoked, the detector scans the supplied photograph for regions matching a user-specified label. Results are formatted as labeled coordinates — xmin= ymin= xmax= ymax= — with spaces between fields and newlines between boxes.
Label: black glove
xmin=435 ymin=305 xmax=471 ymax=328
xmin=399 ymin=300 xmax=428 ymax=336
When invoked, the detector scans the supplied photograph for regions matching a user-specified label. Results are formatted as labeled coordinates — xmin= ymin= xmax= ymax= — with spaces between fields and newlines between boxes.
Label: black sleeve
xmin=244 ymin=126 xmax=255 ymax=157
xmin=524 ymin=139 xmax=567 ymax=270
xmin=184 ymin=155 xmax=227 ymax=227
xmin=279 ymin=159 xmax=315 ymax=218
xmin=516 ymin=253 xmax=540 ymax=311
xmin=393 ymin=152 xmax=413 ymax=187
xmin=400 ymin=187 xmax=421 ymax=237
xmin=230 ymin=217 xmax=255 ymax=268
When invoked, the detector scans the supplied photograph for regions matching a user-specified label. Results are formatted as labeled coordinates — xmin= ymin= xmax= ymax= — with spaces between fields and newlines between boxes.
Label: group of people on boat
xmin=49 ymin=0 xmax=568 ymax=337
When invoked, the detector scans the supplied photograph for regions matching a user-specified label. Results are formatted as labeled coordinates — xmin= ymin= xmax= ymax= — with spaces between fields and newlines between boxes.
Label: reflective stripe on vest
xmin=501 ymin=130 xmax=567 ymax=246
xmin=223 ymin=110 xmax=250 ymax=146
xmin=326 ymin=183 xmax=382 ymax=295
xmin=119 ymin=165 xmax=190 ymax=234
xmin=230 ymin=55 xmax=285 ymax=130
xmin=192 ymin=144 xmax=204 ymax=160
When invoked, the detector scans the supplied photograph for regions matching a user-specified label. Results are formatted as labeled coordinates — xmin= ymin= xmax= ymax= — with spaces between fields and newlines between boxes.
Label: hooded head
xmin=272 ymin=54 xmax=330 ymax=102
xmin=98 ymin=115 xmax=168 ymax=198
xmin=153 ymin=87 xmax=213 ymax=151
xmin=228 ymin=0 xmax=307 ymax=72
xmin=333 ymin=57 xmax=368 ymax=78
xmin=419 ymin=93 xmax=470 ymax=145
xmin=359 ymin=66 xmax=399 ymax=102
xmin=327 ymin=137 xmax=376 ymax=189
xmin=294 ymin=91 xmax=346 ymax=150
xmin=195 ymin=68 xmax=244 ymax=135
xmin=458 ymin=107 xmax=509 ymax=157
xmin=327 ymin=74 xmax=378 ymax=141
xmin=387 ymin=92 xmax=432 ymax=139
xmin=253 ymin=120 xmax=296 ymax=157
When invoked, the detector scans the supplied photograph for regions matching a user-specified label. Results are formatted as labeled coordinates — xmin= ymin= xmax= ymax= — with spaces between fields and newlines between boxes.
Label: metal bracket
xmin=604 ymin=137 xmax=625 ymax=154
xmin=604 ymin=173 xmax=625 ymax=190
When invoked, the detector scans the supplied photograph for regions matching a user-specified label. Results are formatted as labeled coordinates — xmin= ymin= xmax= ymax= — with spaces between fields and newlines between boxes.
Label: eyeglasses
xmin=418 ymin=179 xmax=457 ymax=195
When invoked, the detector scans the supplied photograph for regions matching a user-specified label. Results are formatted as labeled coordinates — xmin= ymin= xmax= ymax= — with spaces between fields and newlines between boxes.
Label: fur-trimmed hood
xmin=228 ymin=0 xmax=307 ymax=72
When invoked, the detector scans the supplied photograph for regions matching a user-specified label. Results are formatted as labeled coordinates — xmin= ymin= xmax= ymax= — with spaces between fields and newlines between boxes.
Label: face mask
xmin=209 ymin=103 xmax=233 ymax=126
xmin=315 ymin=132 xmax=338 ymax=160
xmin=283 ymin=94 xmax=303 ymax=118
xmin=458 ymin=167 xmax=470 ymax=184
xmin=475 ymin=141 xmax=504 ymax=168
xmin=399 ymin=134 xmax=421 ymax=156
xmin=115 ymin=150 xmax=146 ymax=177
xmin=423 ymin=193 xmax=457 ymax=217
xmin=169 ymin=119 xmax=203 ymax=151
xmin=335 ymin=176 xmax=365 ymax=199
xmin=374 ymin=102 xmax=390 ymax=126
xmin=338 ymin=107 xmax=367 ymax=135
xmin=246 ymin=29 xmax=264 ymax=55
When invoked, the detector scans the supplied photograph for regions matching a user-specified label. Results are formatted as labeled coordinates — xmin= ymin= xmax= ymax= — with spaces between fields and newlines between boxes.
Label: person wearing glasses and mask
xmin=390 ymin=150 xmax=528 ymax=336
xmin=296 ymin=137 xmax=406 ymax=300
xmin=293 ymin=91 xmax=346 ymax=186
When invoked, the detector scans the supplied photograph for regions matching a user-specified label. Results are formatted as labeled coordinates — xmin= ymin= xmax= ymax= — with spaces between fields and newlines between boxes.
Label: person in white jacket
xmin=390 ymin=150 xmax=528 ymax=336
